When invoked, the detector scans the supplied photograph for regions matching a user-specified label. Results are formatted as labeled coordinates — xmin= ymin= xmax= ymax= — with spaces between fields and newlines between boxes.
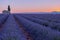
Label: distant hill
xmin=51 ymin=11 xmax=60 ymax=14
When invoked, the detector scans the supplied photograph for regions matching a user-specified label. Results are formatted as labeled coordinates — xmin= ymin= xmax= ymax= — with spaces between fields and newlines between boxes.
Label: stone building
xmin=2 ymin=5 xmax=11 ymax=14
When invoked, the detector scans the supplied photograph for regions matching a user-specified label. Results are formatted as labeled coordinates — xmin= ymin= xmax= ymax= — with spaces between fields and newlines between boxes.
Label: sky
xmin=0 ymin=0 xmax=60 ymax=13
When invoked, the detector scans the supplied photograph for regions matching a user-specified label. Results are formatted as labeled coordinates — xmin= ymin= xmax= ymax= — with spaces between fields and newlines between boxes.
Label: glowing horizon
xmin=0 ymin=0 xmax=60 ymax=13
xmin=11 ymin=7 xmax=60 ymax=13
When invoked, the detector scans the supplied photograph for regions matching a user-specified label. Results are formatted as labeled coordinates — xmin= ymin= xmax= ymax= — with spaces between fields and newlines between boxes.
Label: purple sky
xmin=0 ymin=0 xmax=60 ymax=13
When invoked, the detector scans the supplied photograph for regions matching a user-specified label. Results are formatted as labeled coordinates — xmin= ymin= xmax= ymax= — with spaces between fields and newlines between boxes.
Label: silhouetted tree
xmin=8 ymin=5 xmax=11 ymax=12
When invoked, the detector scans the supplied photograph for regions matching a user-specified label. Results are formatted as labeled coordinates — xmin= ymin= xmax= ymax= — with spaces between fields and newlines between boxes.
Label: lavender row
xmin=0 ymin=14 xmax=9 ymax=27
xmin=14 ymin=15 xmax=60 ymax=40
xmin=21 ymin=15 xmax=60 ymax=31
xmin=21 ymin=14 xmax=60 ymax=23
xmin=30 ymin=14 xmax=60 ymax=23
xmin=0 ymin=15 xmax=27 ymax=40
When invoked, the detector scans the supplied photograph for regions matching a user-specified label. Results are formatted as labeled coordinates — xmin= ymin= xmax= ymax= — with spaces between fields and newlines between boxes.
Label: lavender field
xmin=0 ymin=14 xmax=60 ymax=40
